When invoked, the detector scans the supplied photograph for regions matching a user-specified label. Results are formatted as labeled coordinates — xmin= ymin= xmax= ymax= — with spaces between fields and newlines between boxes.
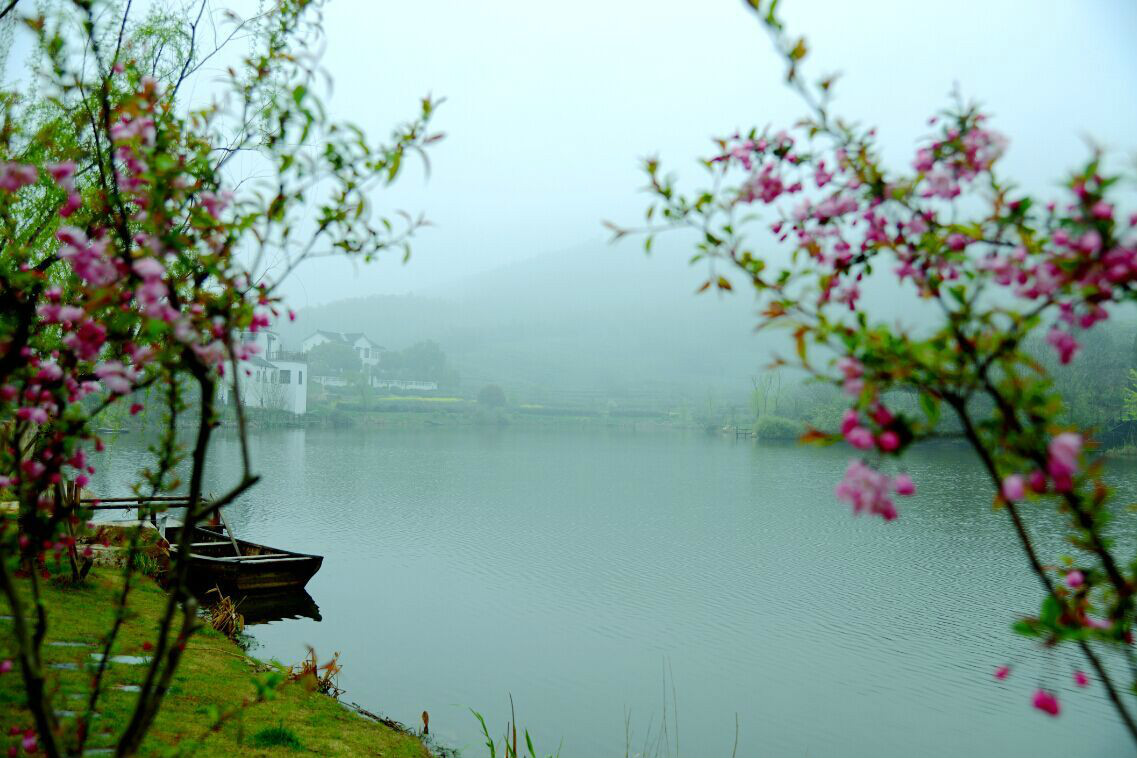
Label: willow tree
xmin=0 ymin=1 xmax=441 ymax=755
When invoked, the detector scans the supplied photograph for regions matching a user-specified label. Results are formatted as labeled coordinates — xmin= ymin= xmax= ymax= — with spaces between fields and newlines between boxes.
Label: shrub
xmin=753 ymin=415 xmax=803 ymax=440
xmin=250 ymin=725 xmax=302 ymax=750
xmin=477 ymin=384 xmax=507 ymax=408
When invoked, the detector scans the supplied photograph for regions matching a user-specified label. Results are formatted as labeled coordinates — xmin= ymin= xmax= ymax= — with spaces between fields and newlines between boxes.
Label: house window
xmin=280 ymin=370 xmax=291 ymax=384
xmin=299 ymin=371 xmax=303 ymax=385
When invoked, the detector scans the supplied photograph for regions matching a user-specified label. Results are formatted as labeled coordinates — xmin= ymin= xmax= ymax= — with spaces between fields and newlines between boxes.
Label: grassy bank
xmin=0 ymin=571 xmax=428 ymax=757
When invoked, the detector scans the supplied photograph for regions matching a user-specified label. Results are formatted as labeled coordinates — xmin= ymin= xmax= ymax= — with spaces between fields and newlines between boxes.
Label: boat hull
xmin=165 ymin=525 xmax=323 ymax=593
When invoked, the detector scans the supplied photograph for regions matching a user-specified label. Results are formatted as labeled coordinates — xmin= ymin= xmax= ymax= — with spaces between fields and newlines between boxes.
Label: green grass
xmin=0 ymin=570 xmax=428 ymax=757
xmin=250 ymin=725 xmax=302 ymax=749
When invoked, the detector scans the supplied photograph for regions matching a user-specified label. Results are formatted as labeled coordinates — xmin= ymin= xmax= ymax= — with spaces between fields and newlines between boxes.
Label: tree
xmin=477 ymin=384 xmax=506 ymax=408
xmin=381 ymin=339 xmax=458 ymax=387
xmin=307 ymin=340 xmax=361 ymax=377
xmin=615 ymin=1 xmax=1137 ymax=742
xmin=0 ymin=1 xmax=441 ymax=755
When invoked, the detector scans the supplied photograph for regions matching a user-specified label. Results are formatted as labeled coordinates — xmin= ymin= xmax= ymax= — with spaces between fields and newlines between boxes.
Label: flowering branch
xmin=616 ymin=0 xmax=1137 ymax=741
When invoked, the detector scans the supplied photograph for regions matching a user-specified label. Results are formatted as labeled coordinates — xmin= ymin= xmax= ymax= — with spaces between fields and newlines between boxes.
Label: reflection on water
xmin=231 ymin=589 xmax=322 ymax=625
xmin=92 ymin=427 xmax=1136 ymax=758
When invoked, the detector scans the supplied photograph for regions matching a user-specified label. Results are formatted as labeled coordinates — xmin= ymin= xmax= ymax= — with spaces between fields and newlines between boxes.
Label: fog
xmin=263 ymin=0 xmax=1137 ymax=400
xmin=10 ymin=1 xmax=1135 ymax=399
xmin=280 ymin=0 xmax=1137 ymax=305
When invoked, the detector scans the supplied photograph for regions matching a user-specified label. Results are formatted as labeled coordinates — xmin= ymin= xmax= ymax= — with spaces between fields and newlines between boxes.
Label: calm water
xmin=92 ymin=428 xmax=1137 ymax=757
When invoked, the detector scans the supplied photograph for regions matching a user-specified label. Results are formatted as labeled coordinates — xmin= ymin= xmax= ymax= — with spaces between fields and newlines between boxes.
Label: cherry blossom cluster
xmin=1001 ymin=433 xmax=1083 ymax=499
xmin=0 ymin=73 xmax=279 ymax=552
xmin=636 ymin=1 xmax=1137 ymax=734
xmin=834 ymin=459 xmax=914 ymax=522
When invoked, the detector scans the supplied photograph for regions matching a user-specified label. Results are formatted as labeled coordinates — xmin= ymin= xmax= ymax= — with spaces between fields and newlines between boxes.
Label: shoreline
xmin=0 ymin=571 xmax=433 ymax=757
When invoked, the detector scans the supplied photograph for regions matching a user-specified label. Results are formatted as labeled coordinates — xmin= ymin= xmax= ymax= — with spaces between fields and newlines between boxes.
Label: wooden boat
xmin=164 ymin=524 xmax=323 ymax=593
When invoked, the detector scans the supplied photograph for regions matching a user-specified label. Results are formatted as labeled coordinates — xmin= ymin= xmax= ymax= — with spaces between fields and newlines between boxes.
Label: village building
xmin=300 ymin=330 xmax=385 ymax=386
xmin=218 ymin=330 xmax=307 ymax=415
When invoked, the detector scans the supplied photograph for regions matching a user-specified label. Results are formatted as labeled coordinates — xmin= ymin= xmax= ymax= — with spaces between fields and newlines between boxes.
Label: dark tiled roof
xmin=314 ymin=329 xmax=346 ymax=342
xmin=306 ymin=330 xmax=384 ymax=350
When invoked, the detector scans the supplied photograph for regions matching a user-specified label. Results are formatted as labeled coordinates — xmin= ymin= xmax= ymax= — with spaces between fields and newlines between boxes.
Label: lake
xmin=91 ymin=427 xmax=1136 ymax=757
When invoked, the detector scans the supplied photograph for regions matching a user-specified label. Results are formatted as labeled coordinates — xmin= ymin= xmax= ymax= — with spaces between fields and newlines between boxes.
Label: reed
xmin=205 ymin=586 xmax=244 ymax=640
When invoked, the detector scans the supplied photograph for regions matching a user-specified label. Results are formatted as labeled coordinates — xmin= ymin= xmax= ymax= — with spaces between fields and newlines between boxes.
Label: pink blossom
xmin=1046 ymin=328 xmax=1079 ymax=365
xmin=1085 ymin=616 xmax=1111 ymax=630
xmin=1073 ymin=670 xmax=1089 ymax=688
xmin=16 ymin=407 xmax=49 ymax=425
xmin=1047 ymin=432 xmax=1082 ymax=479
xmin=893 ymin=473 xmax=916 ymax=496
xmin=1065 ymin=570 xmax=1084 ymax=589
xmin=869 ymin=403 xmax=893 ymax=426
xmin=913 ymin=148 xmax=935 ymax=173
xmin=95 ymin=361 xmax=137 ymax=395
xmin=923 ymin=167 xmax=960 ymax=200
xmin=36 ymin=303 xmax=61 ymax=322
xmin=57 ymin=231 xmax=118 ymax=287
xmin=63 ymin=319 xmax=108 ymax=361
xmin=34 ymin=363 xmax=62 ymax=383
xmin=0 ymin=162 xmax=37 ymax=192
xmin=199 ymin=191 xmax=233 ymax=218
xmin=1091 ymin=201 xmax=1113 ymax=220
xmin=1078 ymin=230 xmax=1102 ymax=254
xmin=993 ymin=665 xmax=1010 ymax=681
xmin=192 ymin=341 xmax=226 ymax=367
xmin=845 ymin=426 xmax=874 ymax=450
xmin=1028 ymin=469 xmax=1048 ymax=493
xmin=59 ymin=192 xmax=82 ymax=218
xmin=814 ymin=162 xmax=834 ymax=188
xmin=48 ymin=161 xmax=76 ymax=184
xmin=0 ymin=659 xmax=10 ymax=674
xmin=1001 ymin=474 xmax=1025 ymax=501
xmin=840 ymin=409 xmax=859 ymax=436
xmin=877 ymin=430 xmax=900 ymax=452
xmin=835 ymin=459 xmax=898 ymax=521
xmin=132 ymin=257 xmax=165 ymax=280
xmin=838 ymin=356 xmax=865 ymax=396
xmin=947 ymin=233 xmax=969 ymax=251
xmin=740 ymin=163 xmax=785 ymax=204
xmin=837 ymin=356 xmax=862 ymax=380
xmin=1032 ymin=689 xmax=1060 ymax=717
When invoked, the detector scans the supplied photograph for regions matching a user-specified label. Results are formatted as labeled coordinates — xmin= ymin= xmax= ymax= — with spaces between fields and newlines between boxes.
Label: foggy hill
xmin=277 ymin=240 xmax=781 ymax=405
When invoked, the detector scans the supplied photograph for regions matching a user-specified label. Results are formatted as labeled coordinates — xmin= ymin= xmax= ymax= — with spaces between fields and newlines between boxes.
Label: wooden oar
xmin=216 ymin=509 xmax=242 ymax=557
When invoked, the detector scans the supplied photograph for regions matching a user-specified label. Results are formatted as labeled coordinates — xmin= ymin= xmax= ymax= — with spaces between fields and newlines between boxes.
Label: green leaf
xmin=1040 ymin=595 xmax=1060 ymax=628
xmin=1012 ymin=619 xmax=1040 ymax=637
xmin=471 ymin=709 xmax=496 ymax=758
xmin=918 ymin=393 xmax=940 ymax=427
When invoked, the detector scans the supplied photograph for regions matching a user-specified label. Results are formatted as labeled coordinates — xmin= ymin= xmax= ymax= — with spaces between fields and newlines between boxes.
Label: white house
xmin=300 ymin=330 xmax=385 ymax=386
xmin=218 ymin=330 xmax=307 ymax=415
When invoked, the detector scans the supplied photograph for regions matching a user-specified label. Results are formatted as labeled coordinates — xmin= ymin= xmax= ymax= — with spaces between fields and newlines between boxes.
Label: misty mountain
xmin=277 ymin=241 xmax=781 ymax=405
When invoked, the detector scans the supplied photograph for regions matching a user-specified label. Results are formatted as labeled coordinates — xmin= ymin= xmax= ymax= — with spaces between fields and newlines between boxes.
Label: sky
xmin=258 ymin=0 xmax=1137 ymax=307
xmin=7 ymin=1 xmax=1137 ymax=307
